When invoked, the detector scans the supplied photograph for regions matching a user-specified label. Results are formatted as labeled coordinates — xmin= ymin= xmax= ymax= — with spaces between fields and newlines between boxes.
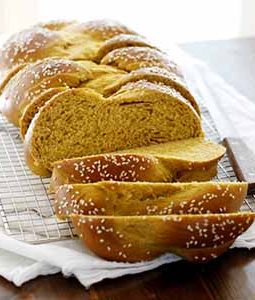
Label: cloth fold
xmin=1 ymin=44 xmax=255 ymax=288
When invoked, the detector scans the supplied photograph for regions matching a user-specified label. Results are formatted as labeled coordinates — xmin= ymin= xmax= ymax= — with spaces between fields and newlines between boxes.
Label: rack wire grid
xmin=0 ymin=99 xmax=254 ymax=244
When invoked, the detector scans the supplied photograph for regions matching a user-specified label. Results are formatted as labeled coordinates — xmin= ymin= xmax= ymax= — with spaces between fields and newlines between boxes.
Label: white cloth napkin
xmin=1 ymin=42 xmax=255 ymax=289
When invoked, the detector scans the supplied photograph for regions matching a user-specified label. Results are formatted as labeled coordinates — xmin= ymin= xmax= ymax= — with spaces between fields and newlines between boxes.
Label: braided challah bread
xmin=0 ymin=19 xmax=252 ymax=264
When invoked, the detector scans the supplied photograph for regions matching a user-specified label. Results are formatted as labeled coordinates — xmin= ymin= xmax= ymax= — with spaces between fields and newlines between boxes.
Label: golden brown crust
xmin=55 ymin=181 xmax=247 ymax=219
xmin=101 ymin=47 xmax=182 ymax=76
xmin=0 ymin=26 xmax=64 ymax=75
xmin=50 ymin=154 xmax=171 ymax=191
xmin=95 ymin=34 xmax=155 ymax=63
xmin=50 ymin=160 xmax=217 ymax=192
xmin=0 ymin=20 xmax=133 ymax=82
xmin=71 ymin=213 xmax=255 ymax=262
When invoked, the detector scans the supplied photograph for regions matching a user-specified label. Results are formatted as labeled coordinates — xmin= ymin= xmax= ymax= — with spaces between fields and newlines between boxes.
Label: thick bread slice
xmin=95 ymin=34 xmax=156 ymax=62
xmin=101 ymin=46 xmax=182 ymax=76
xmin=103 ymin=66 xmax=200 ymax=115
xmin=0 ymin=58 xmax=92 ymax=126
xmin=19 ymin=87 xmax=68 ymax=139
xmin=50 ymin=138 xmax=225 ymax=191
xmin=55 ymin=181 xmax=247 ymax=219
xmin=24 ymin=85 xmax=203 ymax=176
xmin=71 ymin=213 xmax=255 ymax=263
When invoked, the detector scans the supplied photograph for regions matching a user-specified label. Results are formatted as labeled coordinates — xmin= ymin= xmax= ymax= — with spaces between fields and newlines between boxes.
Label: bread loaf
xmin=71 ymin=212 xmax=255 ymax=263
xmin=0 ymin=19 xmax=252 ymax=265
xmin=50 ymin=138 xmax=225 ymax=191
xmin=55 ymin=181 xmax=247 ymax=219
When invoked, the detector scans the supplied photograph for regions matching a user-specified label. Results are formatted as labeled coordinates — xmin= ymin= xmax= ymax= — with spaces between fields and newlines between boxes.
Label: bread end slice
xmin=71 ymin=213 xmax=255 ymax=263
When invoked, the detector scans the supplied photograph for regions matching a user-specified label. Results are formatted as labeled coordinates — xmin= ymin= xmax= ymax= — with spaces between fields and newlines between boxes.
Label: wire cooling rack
xmin=0 ymin=101 xmax=254 ymax=244
xmin=0 ymin=117 xmax=75 ymax=243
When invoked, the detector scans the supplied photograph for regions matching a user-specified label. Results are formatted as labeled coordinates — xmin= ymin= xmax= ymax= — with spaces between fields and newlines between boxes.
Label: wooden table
xmin=1 ymin=38 xmax=255 ymax=300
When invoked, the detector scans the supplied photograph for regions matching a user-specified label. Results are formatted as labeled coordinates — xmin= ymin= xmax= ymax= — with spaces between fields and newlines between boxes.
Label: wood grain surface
xmin=1 ymin=38 xmax=255 ymax=300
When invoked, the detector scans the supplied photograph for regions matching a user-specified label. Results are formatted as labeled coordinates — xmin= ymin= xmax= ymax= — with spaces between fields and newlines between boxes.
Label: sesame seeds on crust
xmin=67 ymin=19 xmax=136 ymax=40
xmin=101 ymin=46 xmax=182 ymax=76
xmin=56 ymin=154 xmax=158 ymax=185
xmin=55 ymin=181 xmax=247 ymax=219
xmin=0 ymin=27 xmax=61 ymax=70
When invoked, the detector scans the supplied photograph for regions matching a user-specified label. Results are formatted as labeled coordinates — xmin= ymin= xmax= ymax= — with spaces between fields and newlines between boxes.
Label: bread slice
xmin=55 ymin=181 xmax=247 ymax=219
xmin=103 ymin=66 xmax=200 ymax=115
xmin=24 ymin=84 xmax=203 ymax=176
xmin=71 ymin=212 xmax=255 ymax=263
xmin=50 ymin=138 xmax=225 ymax=192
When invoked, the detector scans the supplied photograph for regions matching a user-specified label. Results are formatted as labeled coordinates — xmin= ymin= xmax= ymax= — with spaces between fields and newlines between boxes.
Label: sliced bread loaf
xmin=71 ymin=212 xmax=255 ymax=263
xmin=50 ymin=138 xmax=225 ymax=192
xmin=55 ymin=181 xmax=247 ymax=219
xmin=24 ymin=84 xmax=203 ymax=176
